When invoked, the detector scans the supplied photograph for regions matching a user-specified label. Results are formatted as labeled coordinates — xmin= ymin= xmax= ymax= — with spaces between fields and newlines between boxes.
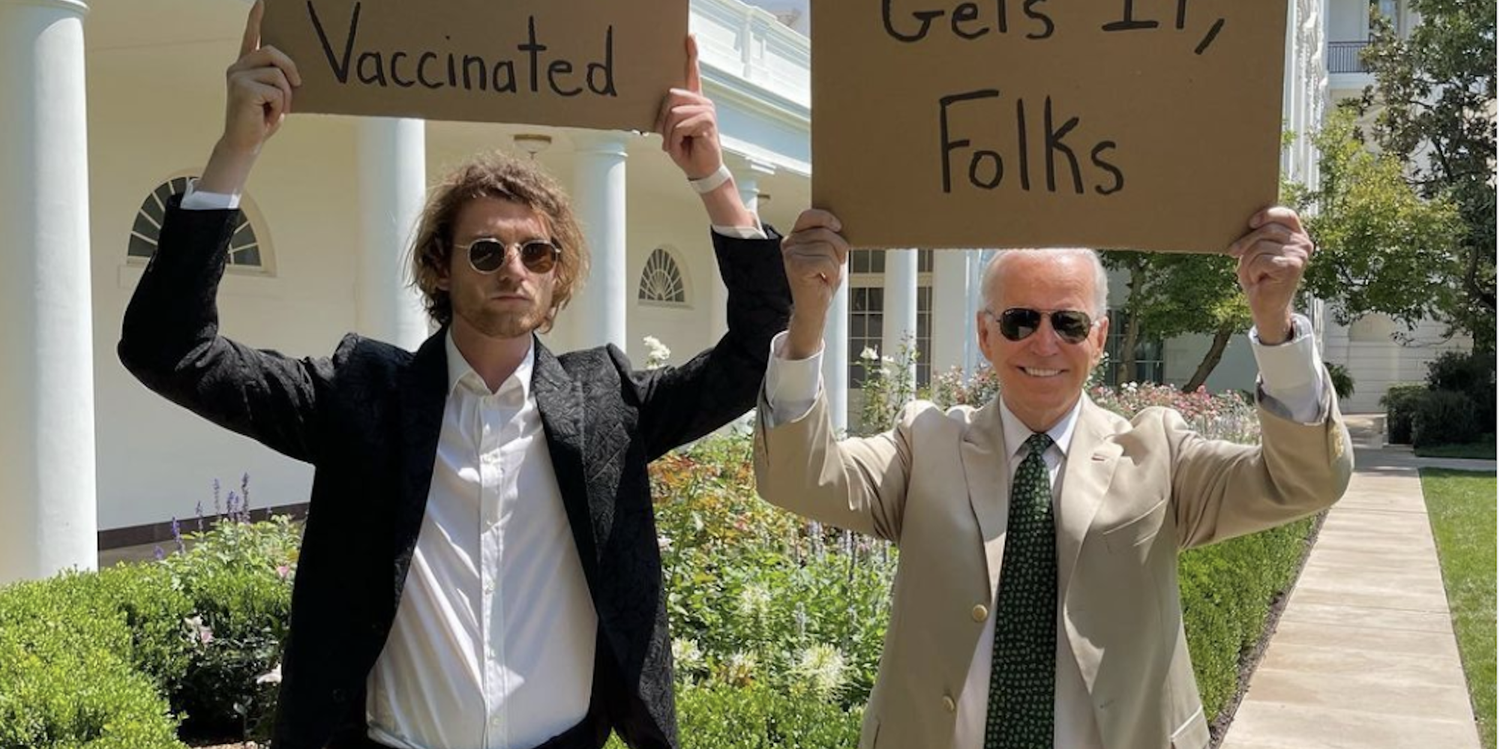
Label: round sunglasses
xmin=459 ymin=237 xmax=561 ymax=275
xmin=986 ymin=307 xmax=1098 ymax=344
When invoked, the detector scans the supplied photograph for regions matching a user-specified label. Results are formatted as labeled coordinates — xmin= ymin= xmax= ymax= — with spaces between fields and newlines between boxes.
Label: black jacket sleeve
xmin=118 ymin=197 xmax=343 ymax=464
xmin=625 ymin=227 xmax=792 ymax=460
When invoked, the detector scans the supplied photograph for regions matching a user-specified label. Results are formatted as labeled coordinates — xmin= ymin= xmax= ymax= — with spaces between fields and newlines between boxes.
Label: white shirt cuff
xmin=1249 ymin=313 xmax=1326 ymax=423
xmin=764 ymin=330 xmax=824 ymax=427
xmin=710 ymin=214 xmax=767 ymax=240
xmin=180 ymin=179 xmax=241 ymax=211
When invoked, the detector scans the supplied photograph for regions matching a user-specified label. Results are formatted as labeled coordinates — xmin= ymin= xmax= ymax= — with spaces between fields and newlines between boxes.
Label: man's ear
xmin=1092 ymin=314 xmax=1110 ymax=365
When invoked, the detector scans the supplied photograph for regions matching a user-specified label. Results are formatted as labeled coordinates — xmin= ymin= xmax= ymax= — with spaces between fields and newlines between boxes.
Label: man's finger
xmin=685 ymin=35 xmax=702 ymax=95
xmin=1228 ymin=222 xmax=1294 ymax=257
xmin=240 ymin=0 xmax=264 ymax=59
xmin=791 ymin=209 xmax=843 ymax=234
xmin=258 ymin=45 xmax=302 ymax=86
xmin=1253 ymin=206 xmax=1305 ymax=235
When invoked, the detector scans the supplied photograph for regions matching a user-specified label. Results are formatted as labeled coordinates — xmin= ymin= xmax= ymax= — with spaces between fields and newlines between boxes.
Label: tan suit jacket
xmin=753 ymin=390 xmax=1352 ymax=749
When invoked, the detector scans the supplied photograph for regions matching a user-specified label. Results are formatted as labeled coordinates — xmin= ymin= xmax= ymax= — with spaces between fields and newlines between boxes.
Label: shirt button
xmin=483 ymin=582 xmax=495 ymax=595
xmin=490 ymin=715 xmax=502 ymax=728
xmin=942 ymin=694 xmax=956 ymax=713
xmin=971 ymin=604 xmax=989 ymax=622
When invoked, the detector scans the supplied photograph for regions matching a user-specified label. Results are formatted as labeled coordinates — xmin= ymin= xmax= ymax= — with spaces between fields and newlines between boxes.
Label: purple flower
xmin=153 ymin=546 xmax=166 ymax=561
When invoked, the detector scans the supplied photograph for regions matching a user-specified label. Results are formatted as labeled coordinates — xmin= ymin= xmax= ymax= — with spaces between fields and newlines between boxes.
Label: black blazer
xmin=119 ymin=198 xmax=791 ymax=749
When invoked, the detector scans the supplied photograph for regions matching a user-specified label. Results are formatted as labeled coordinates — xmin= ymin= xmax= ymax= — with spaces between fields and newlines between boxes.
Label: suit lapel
xmin=530 ymin=341 xmax=602 ymax=587
xmin=394 ymin=331 xmax=450 ymax=571
xmin=960 ymin=400 xmax=1011 ymax=596
xmin=1056 ymin=397 xmax=1122 ymax=615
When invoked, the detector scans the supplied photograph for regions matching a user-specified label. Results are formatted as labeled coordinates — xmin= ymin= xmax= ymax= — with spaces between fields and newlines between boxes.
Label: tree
xmin=1293 ymin=108 xmax=1466 ymax=332
xmin=1351 ymin=0 xmax=1495 ymax=349
xmin=1101 ymin=251 xmax=1250 ymax=392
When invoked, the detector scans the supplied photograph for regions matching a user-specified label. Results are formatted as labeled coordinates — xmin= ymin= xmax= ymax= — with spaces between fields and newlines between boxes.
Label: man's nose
xmin=1027 ymin=318 xmax=1063 ymax=354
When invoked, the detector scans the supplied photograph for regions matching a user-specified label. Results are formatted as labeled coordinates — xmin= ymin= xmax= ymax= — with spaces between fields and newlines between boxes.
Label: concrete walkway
xmin=1221 ymin=416 xmax=1494 ymax=749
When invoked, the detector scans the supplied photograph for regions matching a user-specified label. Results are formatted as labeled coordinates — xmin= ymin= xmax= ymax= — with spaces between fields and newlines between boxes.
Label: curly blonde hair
xmin=410 ymin=152 xmax=589 ymax=332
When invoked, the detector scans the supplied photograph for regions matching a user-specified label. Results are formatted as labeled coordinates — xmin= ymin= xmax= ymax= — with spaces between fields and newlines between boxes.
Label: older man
xmin=753 ymin=208 xmax=1352 ymax=749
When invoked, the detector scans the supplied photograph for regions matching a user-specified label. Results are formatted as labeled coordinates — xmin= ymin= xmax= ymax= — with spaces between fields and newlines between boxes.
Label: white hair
xmin=980 ymin=248 xmax=1109 ymax=319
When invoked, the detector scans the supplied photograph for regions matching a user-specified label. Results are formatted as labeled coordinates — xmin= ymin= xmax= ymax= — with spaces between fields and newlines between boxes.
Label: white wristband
xmin=689 ymin=163 xmax=732 ymax=194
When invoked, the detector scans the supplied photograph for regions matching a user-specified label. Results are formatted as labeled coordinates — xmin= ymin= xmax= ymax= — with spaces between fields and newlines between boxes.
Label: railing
xmin=1328 ymin=41 xmax=1371 ymax=74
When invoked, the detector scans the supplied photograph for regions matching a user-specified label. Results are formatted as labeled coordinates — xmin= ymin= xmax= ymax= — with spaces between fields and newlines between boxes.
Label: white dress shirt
xmin=365 ymin=334 xmax=598 ymax=749
xmin=763 ymin=316 xmax=1327 ymax=749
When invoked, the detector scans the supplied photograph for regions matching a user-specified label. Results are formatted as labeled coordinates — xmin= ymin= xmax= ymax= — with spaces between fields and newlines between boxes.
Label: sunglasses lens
xmin=468 ymin=239 xmax=506 ymax=273
xmin=1052 ymin=311 xmax=1093 ymax=343
xmin=999 ymin=309 xmax=1041 ymax=341
xmin=519 ymin=241 xmax=558 ymax=274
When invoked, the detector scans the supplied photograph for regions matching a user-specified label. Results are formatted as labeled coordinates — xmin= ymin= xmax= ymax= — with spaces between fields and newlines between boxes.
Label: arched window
xmin=638 ymin=247 xmax=687 ymax=305
xmin=128 ymin=176 xmax=266 ymax=271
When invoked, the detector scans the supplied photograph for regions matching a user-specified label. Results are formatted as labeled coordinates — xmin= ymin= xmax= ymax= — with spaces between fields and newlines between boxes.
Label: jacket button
xmin=971 ymin=604 xmax=989 ymax=622
xmin=332 ymin=688 xmax=348 ymax=703
xmin=943 ymin=695 xmax=956 ymax=713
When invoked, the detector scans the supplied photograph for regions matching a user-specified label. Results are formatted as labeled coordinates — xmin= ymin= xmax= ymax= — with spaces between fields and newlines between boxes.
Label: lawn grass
xmin=1415 ymin=435 xmax=1497 ymax=460
xmin=1420 ymin=468 xmax=1497 ymax=749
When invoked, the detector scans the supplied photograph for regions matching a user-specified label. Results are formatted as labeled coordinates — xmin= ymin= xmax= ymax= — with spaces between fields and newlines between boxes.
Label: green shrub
xmin=1324 ymin=362 xmax=1356 ymax=400
xmin=1179 ymin=516 xmax=1316 ymax=721
xmin=603 ymin=683 xmax=863 ymax=749
xmin=1412 ymin=390 xmax=1483 ymax=449
xmin=1381 ymin=383 xmax=1428 ymax=444
xmin=1426 ymin=351 xmax=1496 ymax=434
xmin=0 ymin=575 xmax=184 ymax=749
xmin=162 ymin=511 xmax=299 ymax=740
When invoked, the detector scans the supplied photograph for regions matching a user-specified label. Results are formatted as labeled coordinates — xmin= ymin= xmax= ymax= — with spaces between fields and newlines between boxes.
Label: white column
xmin=0 ymin=0 xmax=96 ymax=583
xmin=966 ymin=250 xmax=995 ymax=377
xmin=932 ymin=250 xmax=969 ymax=378
xmin=571 ymin=132 xmax=629 ymax=350
xmin=357 ymin=118 xmax=429 ymax=351
xmin=882 ymin=249 xmax=919 ymax=385
xmin=823 ymin=283 xmax=850 ymax=434
xmin=709 ymin=157 xmax=777 ymax=341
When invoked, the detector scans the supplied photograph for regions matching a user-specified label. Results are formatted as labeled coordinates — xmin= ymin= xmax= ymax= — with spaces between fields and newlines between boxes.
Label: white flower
xmin=859 ymin=347 xmax=880 ymax=361
xmin=792 ymin=643 xmax=847 ymax=699
xmin=643 ymin=336 xmax=671 ymax=370
xmin=736 ymin=583 xmax=772 ymax=619
xmin=720 ymin=650 xmax=759 ymax=686
xmin=183 ymin=615 xmax=214 ymax=646
xmin=672 ymin=638 xmax=707 ymax=677
xmin=255 ymin=663 xmax=283 ymax=685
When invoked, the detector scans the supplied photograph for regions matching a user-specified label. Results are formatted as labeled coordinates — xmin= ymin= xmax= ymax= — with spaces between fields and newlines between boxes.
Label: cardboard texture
xmin=812 ymin=0 xmax=1289 ymax=253
xmin=262 ymin=0 xmax=689 ymax=132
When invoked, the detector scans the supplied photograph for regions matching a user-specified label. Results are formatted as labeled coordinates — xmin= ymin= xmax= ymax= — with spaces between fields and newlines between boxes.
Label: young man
xmin=119 ymin=4 xmax=789 ymax=748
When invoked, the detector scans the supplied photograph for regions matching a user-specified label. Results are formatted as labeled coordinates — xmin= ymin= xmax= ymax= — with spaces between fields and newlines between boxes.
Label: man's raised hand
xmin=220 ymin=0 xmax=301 ymax=156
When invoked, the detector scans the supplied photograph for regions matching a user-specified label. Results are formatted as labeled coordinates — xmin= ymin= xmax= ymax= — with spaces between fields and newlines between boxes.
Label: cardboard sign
xmin=262 ymin=0 xmax=689 ymax=132
xmin=812 ymin=0 xmax=1289 ymax=253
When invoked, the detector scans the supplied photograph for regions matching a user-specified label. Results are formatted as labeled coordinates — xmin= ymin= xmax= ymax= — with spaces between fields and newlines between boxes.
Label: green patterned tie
xmin=984 ymin=432 xmax=1057 ymax=749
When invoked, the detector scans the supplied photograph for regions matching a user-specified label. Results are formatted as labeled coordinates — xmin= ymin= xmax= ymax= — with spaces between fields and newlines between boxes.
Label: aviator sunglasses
xmin=986 ymin=307 xmax=1098 ymax=344
xmin=460 ymin=237 xmax=562 ymax=275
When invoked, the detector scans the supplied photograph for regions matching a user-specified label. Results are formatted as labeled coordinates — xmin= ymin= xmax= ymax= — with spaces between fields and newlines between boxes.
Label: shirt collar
xmin=997 ymin=394 xmax=1083 ymax=460
xmin=444 ymin=329 xmax=534 ymax=402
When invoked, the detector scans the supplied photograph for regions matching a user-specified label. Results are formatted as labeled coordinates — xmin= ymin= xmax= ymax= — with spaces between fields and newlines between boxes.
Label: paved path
xmin=1221 ymin=416 xmax=1492 ymax=749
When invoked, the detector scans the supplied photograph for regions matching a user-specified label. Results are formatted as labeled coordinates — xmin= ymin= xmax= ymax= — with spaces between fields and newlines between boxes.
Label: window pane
xmin=128 ymin=234 xmax=156 ymax=259
xmin=135 ymin=212 xmax=162 ymax=238
xmin=871 ymin=250 xmax=886 ymax=274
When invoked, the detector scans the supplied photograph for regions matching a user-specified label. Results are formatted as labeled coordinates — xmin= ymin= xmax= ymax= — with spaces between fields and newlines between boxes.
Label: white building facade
xmin=0 ymin=0 xmax=1332 ymax=582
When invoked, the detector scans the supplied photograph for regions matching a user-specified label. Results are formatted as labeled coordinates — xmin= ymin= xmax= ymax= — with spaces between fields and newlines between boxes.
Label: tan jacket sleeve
xmin=1170 ymin=384 xmax=1355 ymax=549
xmin=753 ymin=388 xmax=916 ymax=542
